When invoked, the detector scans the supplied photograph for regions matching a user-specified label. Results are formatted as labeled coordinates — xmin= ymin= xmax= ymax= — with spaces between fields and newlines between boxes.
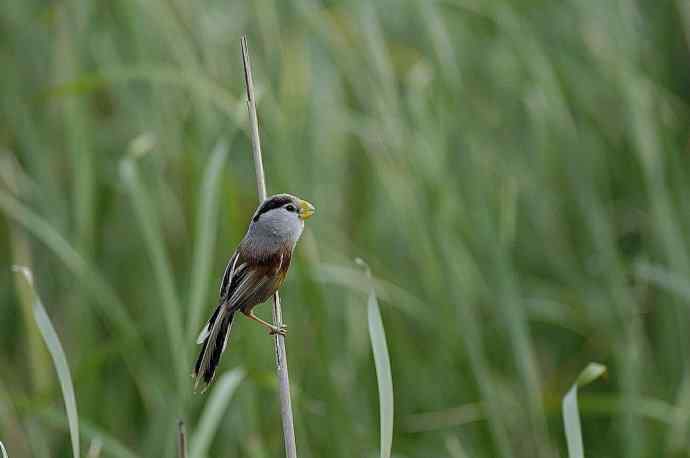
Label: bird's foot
xmin=269 ymin=324 xmax=288 ymax=336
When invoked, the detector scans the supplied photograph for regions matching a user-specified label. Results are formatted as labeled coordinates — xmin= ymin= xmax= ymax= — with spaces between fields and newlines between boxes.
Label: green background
xmin=2 ymin=1 xmax=690 ymax=457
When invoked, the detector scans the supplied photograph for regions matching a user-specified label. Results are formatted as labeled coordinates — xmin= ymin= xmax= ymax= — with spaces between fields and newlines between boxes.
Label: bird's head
xmin=248 ymin=194 xmax=315 ymax=244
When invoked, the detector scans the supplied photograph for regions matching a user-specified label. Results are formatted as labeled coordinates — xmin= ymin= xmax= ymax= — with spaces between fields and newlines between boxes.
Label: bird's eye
xmin=285 ymin=205 xmax=296 ymax=212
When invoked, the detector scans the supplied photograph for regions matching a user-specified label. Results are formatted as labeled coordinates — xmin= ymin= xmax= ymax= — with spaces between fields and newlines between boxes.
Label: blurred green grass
xmin=2 ymin=0 xmax=690 ymax=456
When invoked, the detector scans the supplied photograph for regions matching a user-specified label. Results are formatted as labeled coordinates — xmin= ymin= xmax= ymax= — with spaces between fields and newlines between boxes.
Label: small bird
xmin=193 ymin=193 xmax=315 ymax=391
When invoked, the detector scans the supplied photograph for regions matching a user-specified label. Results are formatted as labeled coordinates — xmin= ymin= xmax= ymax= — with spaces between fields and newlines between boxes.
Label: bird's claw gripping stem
xmin=244 ymin=310 xmax=287 ymax=336
xmin=269 ymin=324 xmax=288 ymax=336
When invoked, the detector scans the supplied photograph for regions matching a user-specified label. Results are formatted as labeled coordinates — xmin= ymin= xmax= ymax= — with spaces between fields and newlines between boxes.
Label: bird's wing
xmin=222 ymin=248 xmax=292 ymax=312
xmin=196 ymin=251 xmax=244 ymax=344
xmin=219 ymin=250 xmax=241 ymax=299
xmin=227 ymin=267 xmax=273 ymax=307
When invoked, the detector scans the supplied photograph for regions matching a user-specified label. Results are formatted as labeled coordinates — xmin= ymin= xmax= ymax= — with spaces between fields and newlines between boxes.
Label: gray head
xmin=243 ymin=194 xmax=315 ymax=251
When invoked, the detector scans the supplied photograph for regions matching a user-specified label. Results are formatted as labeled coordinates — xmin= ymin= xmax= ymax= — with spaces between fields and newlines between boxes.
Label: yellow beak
xmin=298 ymin=199 xmax=315 ymax=220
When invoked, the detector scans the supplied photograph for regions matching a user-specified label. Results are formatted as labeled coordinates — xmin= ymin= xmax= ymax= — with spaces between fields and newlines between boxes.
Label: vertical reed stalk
xmin=177 ymin=419 xmax=188 ymax=458
xmin=241 ymin=35 xmax=298 ymax=458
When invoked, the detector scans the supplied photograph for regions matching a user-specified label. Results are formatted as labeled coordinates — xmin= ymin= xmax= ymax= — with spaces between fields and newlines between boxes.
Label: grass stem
xmin=241 ymin=35 xmax=298 ymax=458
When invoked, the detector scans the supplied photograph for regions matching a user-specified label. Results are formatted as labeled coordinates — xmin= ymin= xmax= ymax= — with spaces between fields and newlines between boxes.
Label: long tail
xmin=193 ymin=304 xmax=234 ymax=392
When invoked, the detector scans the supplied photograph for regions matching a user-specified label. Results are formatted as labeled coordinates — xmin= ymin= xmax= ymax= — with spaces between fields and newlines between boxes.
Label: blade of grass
xmin=0 ymin=441 xmax=6 ymax=458
xmin=9 ymin=224 xmax=52 ymax=391
xmin=357 ymin=258 xmax=394 ymax=458
xmin=87 ymin=438 xmax=103 ymax=458
xmin=634 ymin=263 xmax=690 ymax=450
xmin=575 ymin=394 xmax=678 ymax=425
xmin=2 ymin=153 xmax=52 ymax=392
xmin=440 ymin=235 xmax=514 ymax=458
xmin=0 ymin=184 xmax=151 ymax=403
xmin=187 ymin=139 xmax=230 ymax=339
xmin=0 ymin=190 xmax=137 ymax=338
xmin=667 ymin=374 xmax=690 ymax=452
xmin=562 ymin=363 xmax=607 ymax=458
xmin=315 ymin=263 xmax=419 ymax=318
xmin=403 ymin=403 xmax=483 ymax=432
xmin=635 ymin=262 xmax=690 ymax=302
xmin=46 ymin=67 xmax=243 ymax=124
xmin=0 ymin=378 xmax=32 ymax=457
xmin=13 ymin=266 xmax=80 ymax=458
xmin=190 ymin=368 xmax=244 ymax=458
xmin=445 ymin=435 xmax=469 ymax=458
xmin=42 ymin=408 xmax=141 ymax=458
xmin=120 ymin=158 xmax=186 ymax=385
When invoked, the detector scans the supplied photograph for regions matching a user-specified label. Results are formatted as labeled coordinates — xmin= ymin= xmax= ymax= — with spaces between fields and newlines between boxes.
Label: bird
xmin=193 ymin=193 xmax=315 ymax=391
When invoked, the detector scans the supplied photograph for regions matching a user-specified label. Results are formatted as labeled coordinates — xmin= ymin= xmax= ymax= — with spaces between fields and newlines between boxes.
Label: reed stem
xmin=241 ymin=35 xmax=298 ymax=458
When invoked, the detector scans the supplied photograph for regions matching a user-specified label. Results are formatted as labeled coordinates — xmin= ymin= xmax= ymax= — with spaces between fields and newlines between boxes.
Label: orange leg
xmin=242 ymin=310 xmax=287 ymax=336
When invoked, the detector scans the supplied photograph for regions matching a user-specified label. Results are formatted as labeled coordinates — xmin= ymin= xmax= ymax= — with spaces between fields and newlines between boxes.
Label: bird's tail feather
xmin=193 ymin=304 xmax=234 ymax=392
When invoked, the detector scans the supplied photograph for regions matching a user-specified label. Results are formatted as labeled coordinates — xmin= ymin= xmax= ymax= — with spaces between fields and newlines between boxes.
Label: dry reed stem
xmin=177 ymin=419 xmax=188 ymax=458
xmin=241 ymin=35 xmax=298 ymax=458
